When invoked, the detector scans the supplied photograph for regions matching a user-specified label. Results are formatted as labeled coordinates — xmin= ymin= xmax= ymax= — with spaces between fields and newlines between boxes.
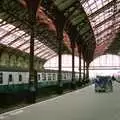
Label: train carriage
xmin=0 ymin=68 xmax=79 ymax=94
xmin=0 ymin=67 xmax=80 ymax=105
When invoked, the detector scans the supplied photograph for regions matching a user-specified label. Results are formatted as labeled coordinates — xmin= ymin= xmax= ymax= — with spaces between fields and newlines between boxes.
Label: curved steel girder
xmin=41 ymin=0 xmax=95 ymax=56
xmin=67 ymin=22 xmax=96 ymax=62
xmin=63 ymin=2 xmax=95 ymax=42
xmin=67 ymin=21 xmax=95 ymax=50
xmin=55 ymin=0 xmax=77 ymax=11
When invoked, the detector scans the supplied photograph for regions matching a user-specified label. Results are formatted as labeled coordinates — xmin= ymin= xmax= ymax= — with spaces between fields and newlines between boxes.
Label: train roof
xmin=0 ymin=67 xmax=78 ymax=73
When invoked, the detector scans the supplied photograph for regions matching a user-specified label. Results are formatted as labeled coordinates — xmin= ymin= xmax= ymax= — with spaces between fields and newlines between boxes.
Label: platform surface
xmin=0 ymin=82 xmax=120 ymax=120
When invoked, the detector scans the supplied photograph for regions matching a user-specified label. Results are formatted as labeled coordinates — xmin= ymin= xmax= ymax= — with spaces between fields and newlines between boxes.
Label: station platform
xmin=0 ymin=82 xmax=120 ymax=120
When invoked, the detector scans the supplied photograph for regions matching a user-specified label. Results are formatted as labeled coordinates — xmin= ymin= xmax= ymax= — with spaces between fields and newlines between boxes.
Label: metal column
xmin=57 ymin=33 xmax=63 ymax=94
xmin=55 ymin=12 xmax=65 ymax=94
xmin=83 ymin=59 xmax=86 ymax=84
xmin=27 ymin=0 xmax=40 ymax=103
xmin=78 ymin=46 xmax=82 ymax=86
xmin=86 ymin=62 xmax=90 ymax=83
xmin=71 ymin=41 xmax=76 ymax=89
xmin=29 ymin=25 xmax=35 ymax=83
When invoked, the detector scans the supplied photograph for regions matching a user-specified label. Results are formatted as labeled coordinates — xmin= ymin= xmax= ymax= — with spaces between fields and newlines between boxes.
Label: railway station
xmin=0 ymin=0 xmax=120 ymax=119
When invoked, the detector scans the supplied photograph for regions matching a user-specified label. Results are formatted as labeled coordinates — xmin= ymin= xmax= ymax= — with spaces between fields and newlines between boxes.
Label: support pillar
xmin=83 ymin=59 xmax=86 ymax=85
xmin=28 ymin=22 xmax=36 ymax=103
xmin=29 ymin=25 xmax=35 ymax=82
xmin=57 ymin=34 xmax=63 ymax=94
xmin=78 ymin=46 xmax=82 ymax=86
xmin=86 ymin=62 xmax=90 ymax=83
xmin=55 ymin=11 xmax=65 ymax=94
xmin=27 ymin=0 xmax=40 ymax=103
xmin=71 ymin=41 xmax=76 ymax=89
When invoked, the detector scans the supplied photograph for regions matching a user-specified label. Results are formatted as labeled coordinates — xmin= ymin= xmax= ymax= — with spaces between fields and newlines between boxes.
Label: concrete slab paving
xmin=1 ymin=82 xmax=120 ymax=120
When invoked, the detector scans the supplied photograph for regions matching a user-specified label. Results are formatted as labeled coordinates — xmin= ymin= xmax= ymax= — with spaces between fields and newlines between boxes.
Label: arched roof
xmin=0 ymin=0 xmax=119 ymax=62
xmin=0 ymin=1 xmax=58 ymax=60
xmin=0 ymin=0 xmax=96 ymax=62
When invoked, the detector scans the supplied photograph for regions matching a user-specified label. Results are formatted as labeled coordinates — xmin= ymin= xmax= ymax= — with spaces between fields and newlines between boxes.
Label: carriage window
xmin=66 ymin=73 xmax=68 ymax=79
xmin=48 ymin=73 xmax=51 ymax=80
xmin=69 ymin=73 xmax=72 ymax=79
xmin=42 ymin=73 xmax=46 ymax=81
xmin=19 ymin=74 xmax=22 ymax=81
xmin=62 ymin=73 xmax=65 ymax=80
xmin=9 ymin=74 xmax=13 ymax=82
xmin=62 ymin=73 xmax=66 ymax=80
xmin=53 ymin=73 xmax=56 ymax=80
xmin=37 ymin=74 xmax=41 ymax=80
xmin=62 ymin=74 xmax=64 ymax=80
xmin=0 ymin=73 xmax=3 ymax=84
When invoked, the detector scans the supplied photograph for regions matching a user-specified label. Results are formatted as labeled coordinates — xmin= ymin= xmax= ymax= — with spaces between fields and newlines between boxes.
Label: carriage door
xmin=0 ymin=72 xmax=3 ymax=85
xmin=8 ymin=72 xmax=14 ymax=89
xmin=34 ymin=70 xmax=37 ymax=91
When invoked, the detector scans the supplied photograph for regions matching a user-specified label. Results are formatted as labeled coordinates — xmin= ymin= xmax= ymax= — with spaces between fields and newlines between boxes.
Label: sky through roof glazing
xmin=81 ymin=0 xmax=120 ymax=46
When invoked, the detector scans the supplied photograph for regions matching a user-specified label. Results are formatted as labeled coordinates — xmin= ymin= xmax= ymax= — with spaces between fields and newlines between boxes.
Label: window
xmin=48 ymin=73 xmax=51 ymax=80
xmin=37 ymin=74 xmax=41 ymax=81
xmin=53 ymin=73 xmax=56 ymax=80
xmin=0 ymin=73 xmax=3 ymax=84
xmin=62 ymin=73 xmax=65 ymax=80
xmin=68 ymin=73 xmax=72 ymax=79
xmin=19 ymin=74 xmax=22 ymax=81
xmin=42 ymin=73 xmax=46 ymax=81
xmin=9 ymin=74 xmax=13 ymax=82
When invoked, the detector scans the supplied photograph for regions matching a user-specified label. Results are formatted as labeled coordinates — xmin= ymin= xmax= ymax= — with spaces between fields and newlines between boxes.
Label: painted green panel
xmin=58 ymin=0 xmax=76 ymax=11
xmin=24 ymin=59 xmax=28 ymax=68
xmin=71 ymin=16 xmax=85 ymax=25
xmin=0 ymin=84 xmax=29 ymax=93
xmin=54 ymin=0 xmax=65 ymax=6
xmin=69 ymin=10 xmax=80 ymax=19
xmin=68 ymin=6 xmax=75 ymax=12
xmin=0 ymin=52 xmax=9 ymax=66
xmin=17 ymin=57 xmax=24 ymax=67
xmin=80 ymin=26 xmax=90 ymax=35
xmin=35 ymin=60 xmax=40 ymax=70
xmin=9 ymin=55 xmax=16 ymax=67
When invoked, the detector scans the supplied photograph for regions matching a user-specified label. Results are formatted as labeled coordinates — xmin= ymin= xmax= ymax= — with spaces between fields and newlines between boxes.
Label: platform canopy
xmin=0 ymin=0 xmax=69 ymax=61
xmin=0 ymin=0 xmax=96 ymax=63
xmin=0 ymin=0 xmax=119 ymax=62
